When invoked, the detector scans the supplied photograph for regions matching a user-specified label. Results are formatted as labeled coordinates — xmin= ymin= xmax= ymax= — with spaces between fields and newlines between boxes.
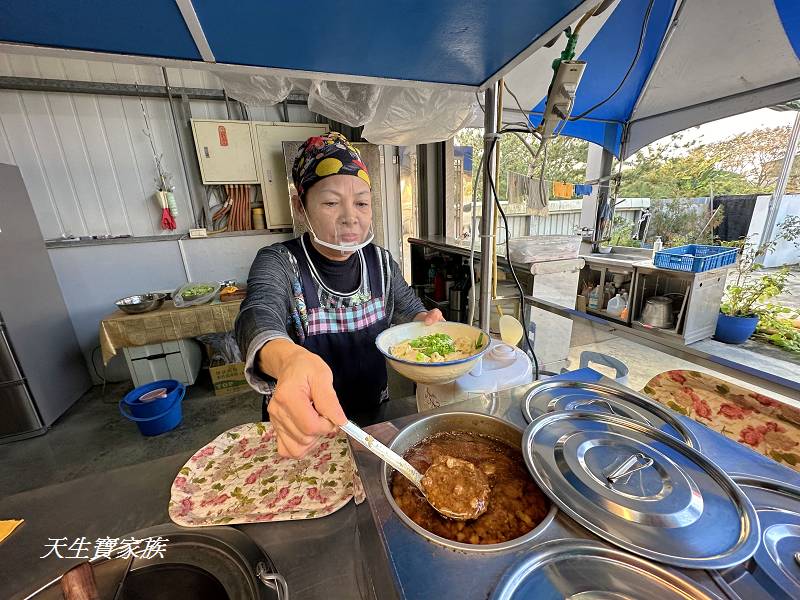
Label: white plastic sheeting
xmin=216 ymin=72 xmax=294 ymax=106
xmin=217 ymin=72 xmax=478 ymax=146
xmin=362 ymin=86 xmax=478 ymax=146
xmin=307 ymin=81 xmax=382 ymax=127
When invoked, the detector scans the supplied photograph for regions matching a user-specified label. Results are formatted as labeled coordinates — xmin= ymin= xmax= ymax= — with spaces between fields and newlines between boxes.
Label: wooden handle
xmin=60 ymin=562 xmax=100 ymax=600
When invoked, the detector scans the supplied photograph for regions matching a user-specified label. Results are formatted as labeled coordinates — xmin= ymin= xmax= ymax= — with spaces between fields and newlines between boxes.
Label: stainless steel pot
xmin=380 ymin=411 xmax=556 ymax=553
xmin=641 ymin=296 xmax=674 ymax=328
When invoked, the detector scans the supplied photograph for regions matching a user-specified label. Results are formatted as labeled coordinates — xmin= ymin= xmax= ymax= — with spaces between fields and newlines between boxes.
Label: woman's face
xmin=295 ymin=174 xmax=372 ymax=260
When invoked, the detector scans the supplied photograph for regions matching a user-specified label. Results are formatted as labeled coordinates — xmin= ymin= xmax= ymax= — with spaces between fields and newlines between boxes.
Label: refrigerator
xmin=0 ymin=163 xmax=91 ymax=442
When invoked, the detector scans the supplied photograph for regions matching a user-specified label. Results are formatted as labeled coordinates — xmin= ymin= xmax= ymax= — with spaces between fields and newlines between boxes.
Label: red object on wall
xmin=218 ymin=125 xmax=228 ymax=147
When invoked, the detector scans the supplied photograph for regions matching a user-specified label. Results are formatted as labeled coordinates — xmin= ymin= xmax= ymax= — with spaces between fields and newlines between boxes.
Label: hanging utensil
xmin=499 ymin=315 xmax=524 ymax=347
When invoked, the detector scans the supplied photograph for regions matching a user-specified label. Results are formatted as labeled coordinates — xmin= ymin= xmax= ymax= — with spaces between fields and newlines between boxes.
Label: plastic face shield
xmin=301 ymin=204 xmax=374 ymax=255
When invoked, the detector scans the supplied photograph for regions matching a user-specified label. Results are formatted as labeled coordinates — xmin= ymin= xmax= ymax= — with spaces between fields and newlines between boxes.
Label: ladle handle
xmin=339 ymin=420 xmax=423 ymax=489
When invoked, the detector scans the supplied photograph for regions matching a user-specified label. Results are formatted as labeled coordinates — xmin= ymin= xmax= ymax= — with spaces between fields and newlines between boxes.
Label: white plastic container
xmin=506 ymin=235 xmax=581 ymax=264
xmin=416 ymin=339 xmax=532 ymax=411
xmin=607 ymin=294 xmax=625 ymax=317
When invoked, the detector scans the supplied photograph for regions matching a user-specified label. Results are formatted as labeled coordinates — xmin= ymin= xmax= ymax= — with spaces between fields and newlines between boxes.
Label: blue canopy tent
xmin=504 ymin=0 xmax=800 ymax=158
xmin=0 ymin=0 xmax=595 ymax=89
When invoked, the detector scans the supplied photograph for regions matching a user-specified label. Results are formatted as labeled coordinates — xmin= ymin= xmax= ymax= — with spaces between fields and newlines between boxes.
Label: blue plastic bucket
xmin=120 ymin=379 xmax=185 ymax=436
xmin=714 ymin=313 xmax=759 ymax=345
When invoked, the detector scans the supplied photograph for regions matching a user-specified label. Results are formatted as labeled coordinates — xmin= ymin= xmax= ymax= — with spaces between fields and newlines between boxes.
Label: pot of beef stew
xmin=380 ymin=412 xmax=556 ymax=552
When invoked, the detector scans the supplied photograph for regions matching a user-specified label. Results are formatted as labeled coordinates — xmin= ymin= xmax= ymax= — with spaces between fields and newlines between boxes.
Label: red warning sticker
xmin=218 ymin=125 xmax=228 ymax=147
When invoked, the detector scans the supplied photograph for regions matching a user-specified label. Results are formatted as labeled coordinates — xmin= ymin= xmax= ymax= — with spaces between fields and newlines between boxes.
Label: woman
xmin=236 ymin=132 xmax=443 ymax=457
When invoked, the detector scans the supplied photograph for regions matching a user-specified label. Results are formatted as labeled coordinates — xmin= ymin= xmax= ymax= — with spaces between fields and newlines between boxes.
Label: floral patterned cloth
xmin=169 ymin=423 xmax=365 ymax=527
xmin=643 ymin=370 xmax=800 ymax=472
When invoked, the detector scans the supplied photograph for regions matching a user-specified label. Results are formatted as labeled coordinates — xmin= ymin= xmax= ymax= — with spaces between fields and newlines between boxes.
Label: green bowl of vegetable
xmin=375 ymin=322 xmax=490 ymax=385
xmin=173 ymin=282 xmax=221 ymax=307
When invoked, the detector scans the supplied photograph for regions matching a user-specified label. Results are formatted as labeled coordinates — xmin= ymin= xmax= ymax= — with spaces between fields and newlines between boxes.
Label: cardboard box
xmin=208 ymin=362 xmax=250 ymax=396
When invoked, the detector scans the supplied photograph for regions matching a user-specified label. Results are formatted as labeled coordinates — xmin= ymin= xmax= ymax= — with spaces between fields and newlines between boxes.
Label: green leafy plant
xmin=719 ymin=217 xmax=800 ymax=353
xmin=721 ymin=267 xmax=792 ymax=318
xmin=754 ymin=304 xmax=800 ymax=355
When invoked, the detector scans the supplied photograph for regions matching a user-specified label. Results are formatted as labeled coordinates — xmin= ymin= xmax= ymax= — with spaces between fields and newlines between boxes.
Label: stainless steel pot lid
xmin=717 ymin=476 xmax=800 ymax=600
xmin=490 ymin=539 xmax=723 ymax=600
xmin=521 ymin=380 xmax=699 ymax=448
xmin=522 ymin=411 xmax=760 ymax=569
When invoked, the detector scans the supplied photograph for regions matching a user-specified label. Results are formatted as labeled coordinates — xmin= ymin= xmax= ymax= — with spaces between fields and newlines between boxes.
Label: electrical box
xmin=253 ymin=122 xmax=329 ymax=229
xmin=191 ymin=119 xmax=259 ymax=184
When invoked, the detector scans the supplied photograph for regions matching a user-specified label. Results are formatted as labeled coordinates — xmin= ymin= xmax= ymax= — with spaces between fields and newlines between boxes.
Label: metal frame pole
xmin=479 ymin=83 xmax=499 ymax=331
xmin=761 ymin=110 xmax=800 ymax=244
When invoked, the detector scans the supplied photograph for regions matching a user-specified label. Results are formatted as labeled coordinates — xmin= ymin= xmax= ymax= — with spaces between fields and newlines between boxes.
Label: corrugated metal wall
xmin=488 ymin=203 xmax=644 ymax=240
xmin=0 ymin=52 xmax=312 ymax=239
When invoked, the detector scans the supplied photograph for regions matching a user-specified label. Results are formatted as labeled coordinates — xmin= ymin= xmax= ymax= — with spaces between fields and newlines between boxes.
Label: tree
xmin=712 ymin=126 xmax=792 ymax=191
xmin=617 ymin=135 xmax=760 ymax=198
xmin=618 ymin=126 xmax=794 ymax=197
xmin=454 ymin=128 xmax=588 ymax=202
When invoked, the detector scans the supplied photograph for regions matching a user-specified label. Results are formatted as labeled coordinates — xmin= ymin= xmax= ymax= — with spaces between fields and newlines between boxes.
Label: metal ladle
xmin=338 ymin=420 xmax=489 ymax=520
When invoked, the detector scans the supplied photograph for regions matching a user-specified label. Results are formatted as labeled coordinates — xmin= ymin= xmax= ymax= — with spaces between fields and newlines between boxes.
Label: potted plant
xmin=716 ymin=217 xmax=800 ymax=344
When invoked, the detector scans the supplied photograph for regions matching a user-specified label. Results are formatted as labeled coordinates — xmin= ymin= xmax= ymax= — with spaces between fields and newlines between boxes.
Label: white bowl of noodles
xmin=375 ymin=322 xmax=490 ymax=385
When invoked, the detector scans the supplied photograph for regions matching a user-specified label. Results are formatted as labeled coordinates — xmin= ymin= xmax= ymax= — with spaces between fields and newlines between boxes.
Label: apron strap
xmin=363 ymin=245 xmax=384 ymax=300
xmin=283 ymin=237 xmax=322 ymax=310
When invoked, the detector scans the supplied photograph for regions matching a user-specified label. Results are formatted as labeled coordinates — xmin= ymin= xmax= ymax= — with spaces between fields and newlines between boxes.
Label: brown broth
xmin=390 ymin=431 xmax=550 ymax=545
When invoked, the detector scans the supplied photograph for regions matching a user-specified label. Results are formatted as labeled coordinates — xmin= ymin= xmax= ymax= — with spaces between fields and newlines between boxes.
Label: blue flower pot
xmin=714 ymin=313 xmax=759 ymax=345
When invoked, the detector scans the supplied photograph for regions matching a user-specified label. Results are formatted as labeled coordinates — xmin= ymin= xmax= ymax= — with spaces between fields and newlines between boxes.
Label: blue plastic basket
xmin=653 ymin=244 xmax=738 ymax=273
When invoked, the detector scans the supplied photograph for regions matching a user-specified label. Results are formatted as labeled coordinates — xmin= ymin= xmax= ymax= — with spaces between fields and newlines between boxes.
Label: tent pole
xmin=479 ymin=83 xmax=499 ymax=332
xmin=581 ymin=144 xmax=614 ymax=253
xmin=761 ymin=110 xmax=800 ymax=245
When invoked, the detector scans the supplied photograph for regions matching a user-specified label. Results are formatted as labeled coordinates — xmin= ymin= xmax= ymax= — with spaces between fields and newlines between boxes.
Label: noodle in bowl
xmin=375 ymin=322 xmax=490 ymax=384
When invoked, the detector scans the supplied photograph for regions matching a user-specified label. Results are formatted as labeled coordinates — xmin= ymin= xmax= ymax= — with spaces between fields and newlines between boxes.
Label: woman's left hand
xmin=414 ymin=308 xmax=445 ymax=325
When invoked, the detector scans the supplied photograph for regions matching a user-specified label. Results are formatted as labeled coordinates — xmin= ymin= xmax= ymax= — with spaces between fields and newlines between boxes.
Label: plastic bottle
xmin=607 ymin=294 xmax=625 ymax=316
xmin=652 ymin=236 xmax=663 ymax=257
xmin=588 ymin=286 xmax=601 ymax=309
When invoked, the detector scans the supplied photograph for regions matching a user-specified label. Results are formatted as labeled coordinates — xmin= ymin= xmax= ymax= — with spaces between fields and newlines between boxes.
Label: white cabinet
xmin=123 ymin=339 xmax=202 ymax=387
xmin=253 ymin=122 xmax=329 ymax=229
xmin=191 ymin=119 xmax=259 ymax=184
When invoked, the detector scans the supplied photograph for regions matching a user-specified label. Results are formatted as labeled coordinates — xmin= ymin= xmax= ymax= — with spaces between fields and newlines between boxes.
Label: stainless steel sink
xmin=585 ymin=249 xmax=651 ymax=263
xmin=20 ymin=524 xmax=286 ymax=600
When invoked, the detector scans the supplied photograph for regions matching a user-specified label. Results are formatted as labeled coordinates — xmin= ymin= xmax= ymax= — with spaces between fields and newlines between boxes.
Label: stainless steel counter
xmin=353 ymin=374 xmax=800 ymax=600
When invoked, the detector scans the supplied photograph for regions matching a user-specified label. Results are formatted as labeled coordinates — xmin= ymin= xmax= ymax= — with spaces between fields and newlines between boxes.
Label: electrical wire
xmin=568 ymin=0 xmax=655 ymax=122
xmin=485 ymin=135 xmax=541 ymax=381
xmin=503 ymin=82 xmax=539 ymax=136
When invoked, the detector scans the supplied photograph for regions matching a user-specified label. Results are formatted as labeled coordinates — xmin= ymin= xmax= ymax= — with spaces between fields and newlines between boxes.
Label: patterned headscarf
xmin=291 ymin=132 xmax=371 ymax=200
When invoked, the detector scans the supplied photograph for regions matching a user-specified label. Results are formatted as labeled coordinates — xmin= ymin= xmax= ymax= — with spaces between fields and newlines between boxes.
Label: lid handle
xmin=605 ymin=452 xmax=654 ymax=484
xmin=572 ymin=398 xmax=618 ymax=415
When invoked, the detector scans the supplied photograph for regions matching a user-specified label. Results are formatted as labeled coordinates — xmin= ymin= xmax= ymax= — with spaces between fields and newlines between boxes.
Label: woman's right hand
xmin=258 ymin=339 xmax=347 ymax=457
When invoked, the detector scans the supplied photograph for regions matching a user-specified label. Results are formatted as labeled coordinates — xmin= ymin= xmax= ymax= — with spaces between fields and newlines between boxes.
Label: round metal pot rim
xmin=380 ymin=410 xmax=557 ymax=553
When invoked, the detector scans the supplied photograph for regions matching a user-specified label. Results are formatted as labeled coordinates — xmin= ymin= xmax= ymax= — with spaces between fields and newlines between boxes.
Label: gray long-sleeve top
xmin=235 ymin=238 xmax=425 ymax=396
